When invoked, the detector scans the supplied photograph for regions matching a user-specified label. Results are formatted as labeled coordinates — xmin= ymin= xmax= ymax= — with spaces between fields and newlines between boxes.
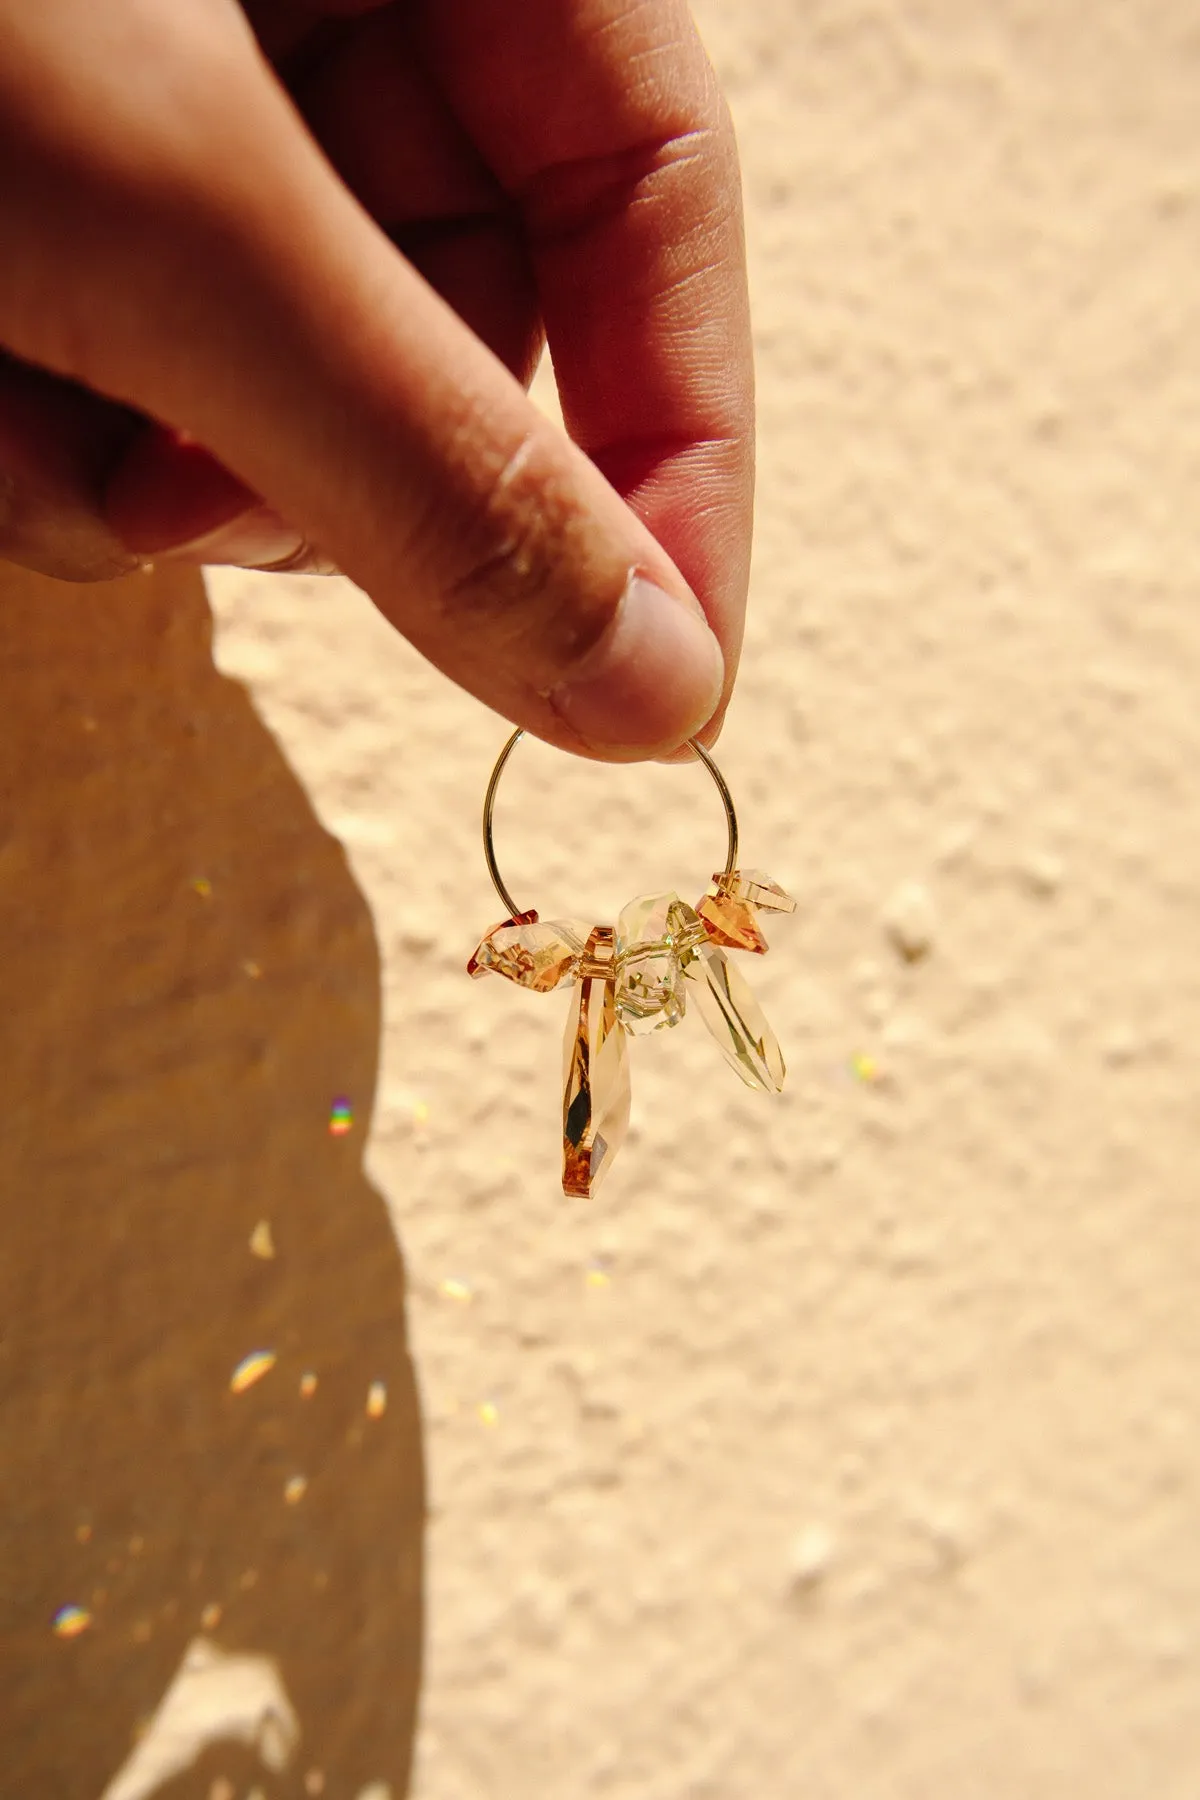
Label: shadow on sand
xmin=0 ymin=562 xmax=423 ymax=1798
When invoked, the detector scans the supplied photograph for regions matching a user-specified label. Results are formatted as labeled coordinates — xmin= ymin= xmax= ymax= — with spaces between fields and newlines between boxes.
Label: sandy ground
xmin=3 ymin=1 xmax=1198 ymax=1796
xmin=204 ymin=5 xmax=1200 ymax=1795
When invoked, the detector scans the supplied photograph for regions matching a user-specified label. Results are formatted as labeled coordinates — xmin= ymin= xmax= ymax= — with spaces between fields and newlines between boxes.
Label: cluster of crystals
xmin=468 ymin=868 xmax=795 ymax=1196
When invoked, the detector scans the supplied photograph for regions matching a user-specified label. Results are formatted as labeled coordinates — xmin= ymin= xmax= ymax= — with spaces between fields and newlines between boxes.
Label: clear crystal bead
xmin=615 ymin=891 xmax=705 ymax=1035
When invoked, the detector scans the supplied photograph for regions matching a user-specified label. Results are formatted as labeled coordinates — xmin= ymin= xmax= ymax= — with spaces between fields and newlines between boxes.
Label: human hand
xmin=0 ymin=0 xmax=752 ymax=758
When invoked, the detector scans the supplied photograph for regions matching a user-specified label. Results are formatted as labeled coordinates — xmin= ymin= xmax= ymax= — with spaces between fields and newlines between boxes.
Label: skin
xmin=0 ymin=0 xmax=753 ymax=760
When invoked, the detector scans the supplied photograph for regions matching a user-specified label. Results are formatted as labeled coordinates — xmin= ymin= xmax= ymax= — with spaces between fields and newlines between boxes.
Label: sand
xmin=3 ymin=2 xmax=1198 ymax=1795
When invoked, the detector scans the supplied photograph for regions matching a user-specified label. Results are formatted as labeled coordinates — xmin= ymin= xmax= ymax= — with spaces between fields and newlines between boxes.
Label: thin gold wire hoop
xmin=482 ymin=728 xmax=739 ymax=919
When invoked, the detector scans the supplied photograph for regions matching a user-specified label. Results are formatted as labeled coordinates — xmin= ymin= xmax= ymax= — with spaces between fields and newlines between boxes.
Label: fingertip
xmin=543 ymin=570 xmax=725 ymax=759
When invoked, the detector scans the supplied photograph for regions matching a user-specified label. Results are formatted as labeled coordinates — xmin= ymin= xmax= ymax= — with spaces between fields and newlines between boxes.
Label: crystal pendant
xmin=696 ymin=889 xmax=769 ymax=955
xmin=683 ymin=941 xmax=786 ymax=1093
xmin=710 ymin=869 xmax=796 ymax=914
xmin=696 ymin=868 xmax=796 ymax=954
xmin=468 ymin=910 xmax=535 ymax=977
xmin=470 ymin=864 xmax=792 ymax=1195
xmin=614 ymin=891 xmax=706 ymax=1035
xmin=562 ymin=927 xmax=630 ymax=1197
xmin=468 ymin=915 xmax=591 ymax=992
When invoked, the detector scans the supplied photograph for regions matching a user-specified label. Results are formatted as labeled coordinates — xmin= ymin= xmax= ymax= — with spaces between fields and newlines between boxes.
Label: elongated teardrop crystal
xmin=614 ymin=891 xmax=706 ymax=1034
xmin=562 ymin=927 xmax=630 ymax=1197
xmin=469 ymin=916 xmax=591 ymax=992
xmin=683 ymin=941 xmax=786 ymax=1093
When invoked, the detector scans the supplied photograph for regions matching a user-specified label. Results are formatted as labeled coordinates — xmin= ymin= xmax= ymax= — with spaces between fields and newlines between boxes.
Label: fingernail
xmin=164 ymin=512 xmax=312 ymax=570
xmin=548 ymin=574 xmax=725 ymax=752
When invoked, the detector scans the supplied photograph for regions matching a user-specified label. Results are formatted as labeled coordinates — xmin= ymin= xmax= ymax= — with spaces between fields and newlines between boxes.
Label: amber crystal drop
xmin=696 ymin=889 xmax=770 ymax=955
xmin=561 ymin=926 xmax=630 ymax=1197
xmin=469 ymin=916 xmax=591 ymax=992
xmin=467 ymin=910 xmax=536 ymax=978
xmin=683 ymin=942 xmax=786 ymax=1093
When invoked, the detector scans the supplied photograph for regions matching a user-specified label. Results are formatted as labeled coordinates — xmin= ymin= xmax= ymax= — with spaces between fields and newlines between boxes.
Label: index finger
xmin=417 ymin=0 xmax=754 ymax=717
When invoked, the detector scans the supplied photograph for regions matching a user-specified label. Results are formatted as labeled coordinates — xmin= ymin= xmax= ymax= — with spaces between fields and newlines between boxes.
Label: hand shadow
xmin=0 ymin=562 xmax=423 ymax=1799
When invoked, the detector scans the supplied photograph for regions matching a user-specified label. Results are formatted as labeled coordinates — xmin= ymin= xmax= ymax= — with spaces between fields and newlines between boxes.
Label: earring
xmin=468 ymin=730 xmax=794 ymax=1197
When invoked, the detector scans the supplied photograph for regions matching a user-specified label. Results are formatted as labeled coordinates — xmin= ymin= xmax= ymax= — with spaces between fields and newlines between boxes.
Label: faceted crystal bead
xmin=683 ymin=941 xmax=786 ymax=1093
xmin=469 ymin=915 xmax=591 ymax=992
xmin=696 ymin=889 xmax=769 ymax=955
xmin=614 ymin=891 xmax=706 ymax=1035
xmin=710 ymin=869 xmax=796 ymax=914
xmin=467 ymin=910 xmax=537 ymax=978
xmin=562 ymin=927 xmax=630 ymax=1197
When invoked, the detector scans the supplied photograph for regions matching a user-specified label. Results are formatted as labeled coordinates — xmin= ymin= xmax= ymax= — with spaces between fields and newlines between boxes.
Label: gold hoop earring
xmin=469 ymin=730 xmax=794 ymax=1198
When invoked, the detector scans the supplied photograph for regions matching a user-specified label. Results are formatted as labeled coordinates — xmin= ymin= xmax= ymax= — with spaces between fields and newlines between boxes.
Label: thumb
xmin=0 ymin=14 xmax=724 ymax=760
